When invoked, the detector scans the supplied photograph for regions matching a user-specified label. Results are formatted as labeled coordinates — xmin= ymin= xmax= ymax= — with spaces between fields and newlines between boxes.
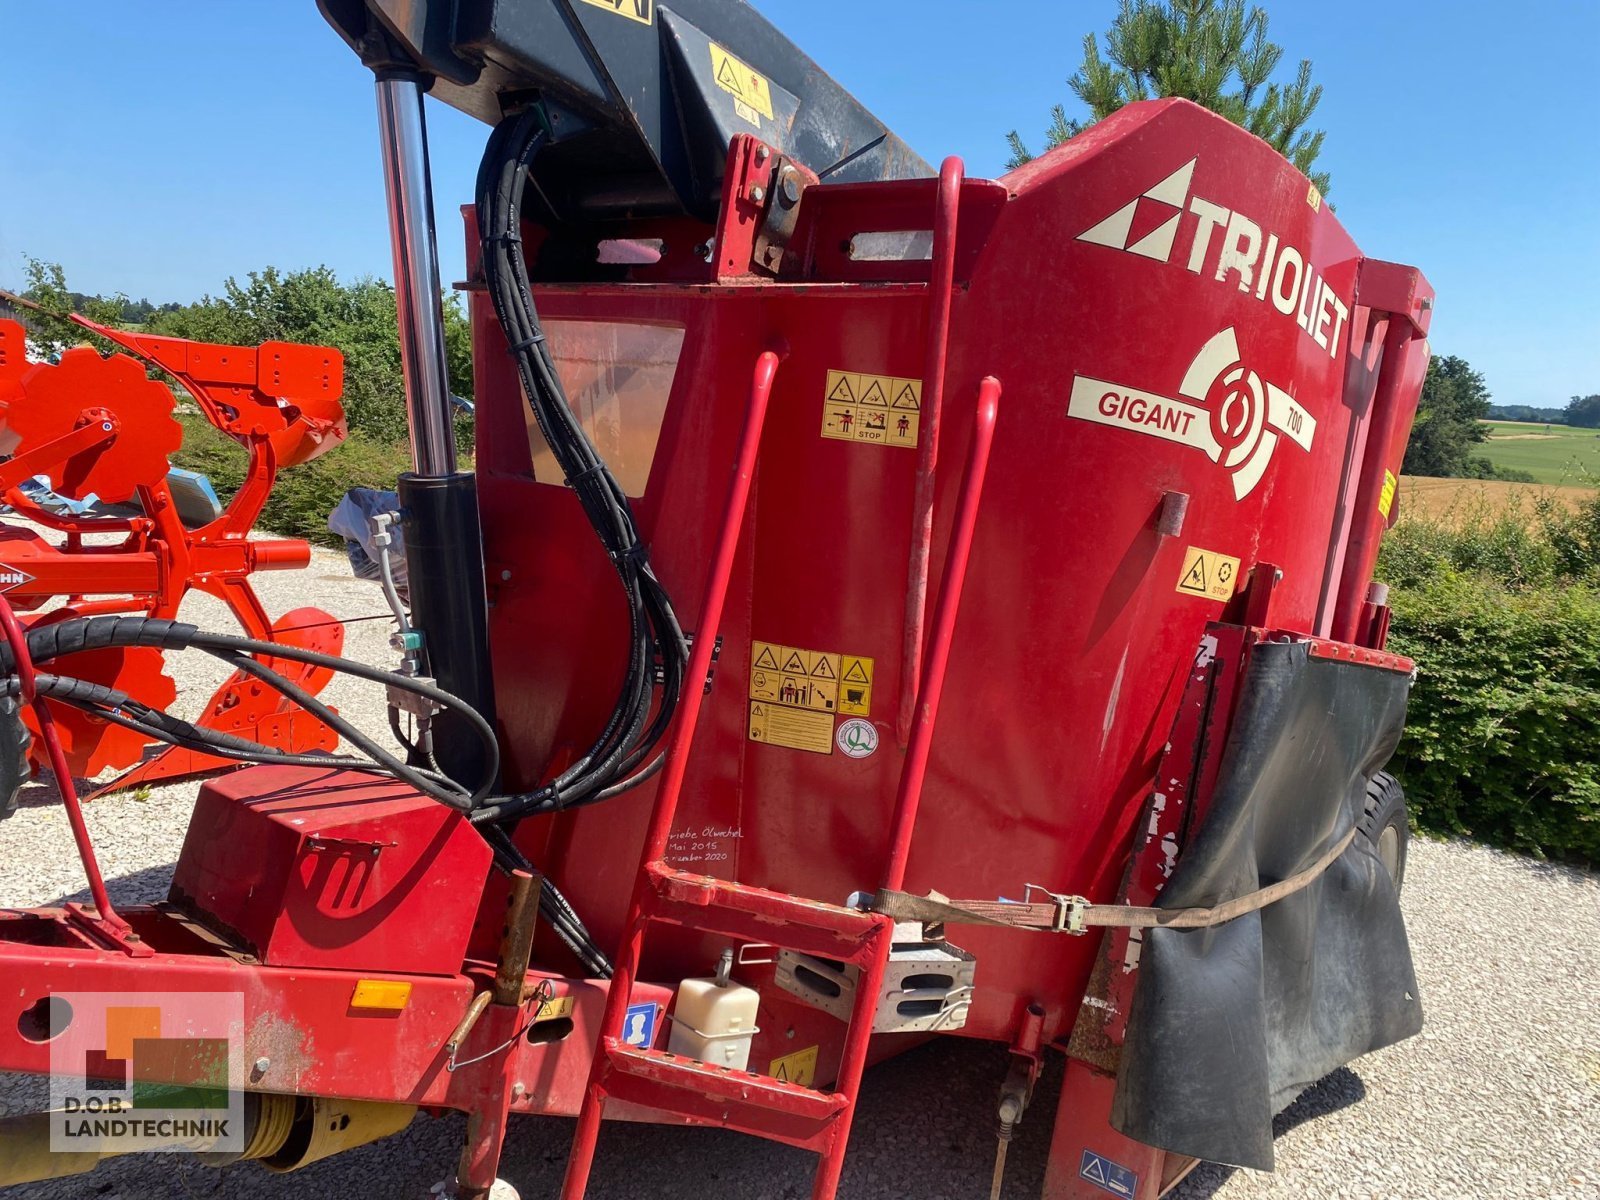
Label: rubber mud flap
xmin=1111 ymin=640 xmax=1422 ymax=1170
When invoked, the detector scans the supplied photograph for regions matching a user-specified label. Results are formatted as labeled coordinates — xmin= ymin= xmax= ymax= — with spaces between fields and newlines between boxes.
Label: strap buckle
xmin=1024 ymin=883 xmax=1090 ymax=935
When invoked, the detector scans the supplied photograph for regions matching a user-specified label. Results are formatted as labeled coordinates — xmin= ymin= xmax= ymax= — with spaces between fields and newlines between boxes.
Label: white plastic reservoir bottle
xmin=667 ymin=948 xmax=761 ymax=1071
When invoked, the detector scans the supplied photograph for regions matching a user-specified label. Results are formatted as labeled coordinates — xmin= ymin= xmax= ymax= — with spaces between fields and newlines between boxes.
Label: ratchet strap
xmin=874 ymin=826 xmax=1360 ymax=935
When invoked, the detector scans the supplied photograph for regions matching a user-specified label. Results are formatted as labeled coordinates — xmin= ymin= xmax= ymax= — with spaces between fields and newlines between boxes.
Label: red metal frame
xmin=0 ymin=314 xmax=348 ymax=785
xmin=0 ymin=589 xmax=141 ymax=953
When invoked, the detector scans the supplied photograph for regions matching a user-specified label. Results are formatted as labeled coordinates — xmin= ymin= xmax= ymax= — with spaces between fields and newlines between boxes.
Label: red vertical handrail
xmin=899 ymin=156 xmax=965 ymax=742
xmin=0 ymin=593 xmax=124 ymax=932
xmin=883 ymin=376 xmax=1000 ymax=892
xmin=561 ymin=347 xmax=781 ymax=1200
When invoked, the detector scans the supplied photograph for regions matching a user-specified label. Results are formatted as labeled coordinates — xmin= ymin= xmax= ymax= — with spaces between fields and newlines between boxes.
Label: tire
xmin=0 ymin=695 xmax=29 ymax=821
xmin=1359 ymin=771 xmax=1409 ymax=892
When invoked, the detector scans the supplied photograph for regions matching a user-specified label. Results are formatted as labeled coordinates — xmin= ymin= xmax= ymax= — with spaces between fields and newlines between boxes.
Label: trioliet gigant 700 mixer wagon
xmin=0 ymin=2 xmax=1433 ymax=1197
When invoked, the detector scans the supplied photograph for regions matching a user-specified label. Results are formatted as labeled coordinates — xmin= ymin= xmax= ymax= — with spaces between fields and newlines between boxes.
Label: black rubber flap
xmin=1111 ymin=640 xmax=1422 ymax=1170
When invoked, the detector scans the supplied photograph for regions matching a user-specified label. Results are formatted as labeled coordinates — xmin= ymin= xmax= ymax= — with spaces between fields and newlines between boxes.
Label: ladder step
xmin=644 ymin=863 xmax=887 ymax=964
xmin=597 ymin=1041 xmax=850 ymax=1150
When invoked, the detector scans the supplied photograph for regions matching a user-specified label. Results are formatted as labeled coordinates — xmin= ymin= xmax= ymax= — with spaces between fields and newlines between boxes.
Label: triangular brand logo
xmin=1076 ymin=158 xmax=1197 ymax=263
xmin=0 ymin=563 xmax=35 ymax=593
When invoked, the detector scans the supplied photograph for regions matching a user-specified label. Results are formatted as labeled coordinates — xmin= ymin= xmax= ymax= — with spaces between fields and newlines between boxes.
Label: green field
xmin=1478 ymin=420 xmax=1600 ymax=485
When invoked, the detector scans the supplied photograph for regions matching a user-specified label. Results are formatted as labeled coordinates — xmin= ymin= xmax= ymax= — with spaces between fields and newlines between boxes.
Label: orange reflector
xmin=350 ymin=980 xmax=412 ymax=1011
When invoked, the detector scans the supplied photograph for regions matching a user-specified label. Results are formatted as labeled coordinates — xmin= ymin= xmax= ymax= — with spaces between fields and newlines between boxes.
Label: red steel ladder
xmin=558 ymin=351 xmax=1000 ymax=1200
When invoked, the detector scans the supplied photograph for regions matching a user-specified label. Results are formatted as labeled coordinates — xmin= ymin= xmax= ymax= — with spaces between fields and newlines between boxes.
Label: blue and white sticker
xmin=1079 ymin=1148 xmax=1138 ymax=1198
xmin=622 ymin=1002 xmax=659 ymax=1048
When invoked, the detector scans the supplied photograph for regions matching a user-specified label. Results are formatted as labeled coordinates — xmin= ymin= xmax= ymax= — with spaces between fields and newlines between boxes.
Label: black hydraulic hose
xmin=481 ymin=824 xmax=613 ymax=977
xmin=472 ymin=107 xmax=688 ymax=822
xmin=206 ymin=648 xmax=474 ymax=810
xmin=185 ymin=630 xmax=499 ymax=801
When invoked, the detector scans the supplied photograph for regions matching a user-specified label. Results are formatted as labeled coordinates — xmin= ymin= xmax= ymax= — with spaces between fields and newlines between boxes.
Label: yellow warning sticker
xmin=820 ymin=369 xmax=921 ymax=450
xmin=1176 ymin=546 xmax=1241 ymax=602
xmin=709 ymin=42 xmax=773 ymax=125
xmin=577 ymin=0 xmax=653 ymax=25
xmin=1378 ymin=469 xmax=1398 ymax=520
xmin=837 ymin=655 xmax=875 ymax=717
xmin=769 ymin=1044 xmax=819 ymax=1087
xmin=748 ymin=703 xmax=834 ymax=755
xmin=1307 ymin=181 xmax=1322 ymax=211
xmin=534 ymin=994 xmax=576 ymax=1023
xmin=750 ymin=641 xmax=841 ymax=714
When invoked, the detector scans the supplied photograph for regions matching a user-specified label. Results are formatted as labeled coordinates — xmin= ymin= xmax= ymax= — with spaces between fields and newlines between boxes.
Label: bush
xmin=147 ymin=266 xmax=474 ymax=445
xmin=174 ymin=415 xmax=413 ymax=548
xmin=1385 ymin=572 xmax=1600 ymax=863
xmin=1381 ymin=494 xmax=1600 ymax=864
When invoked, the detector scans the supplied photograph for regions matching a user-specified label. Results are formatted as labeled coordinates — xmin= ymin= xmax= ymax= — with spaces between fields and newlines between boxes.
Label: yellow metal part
xmin=260 ymin=1096 xmax=418 ymax=1172
xmin=0 ymin=1092 xmax=414 ymax=1186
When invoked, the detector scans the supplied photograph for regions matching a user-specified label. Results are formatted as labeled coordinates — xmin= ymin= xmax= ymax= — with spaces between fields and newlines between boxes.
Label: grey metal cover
xmin=318 ymin=0 xmax=931 ymax=224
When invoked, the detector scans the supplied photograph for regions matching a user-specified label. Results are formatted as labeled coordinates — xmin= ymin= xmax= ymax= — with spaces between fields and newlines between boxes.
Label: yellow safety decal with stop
xmin=1175 ymin=546 xmax=1240 ymax=603
xmin=821 ymin=369 xmax=921 ymax=450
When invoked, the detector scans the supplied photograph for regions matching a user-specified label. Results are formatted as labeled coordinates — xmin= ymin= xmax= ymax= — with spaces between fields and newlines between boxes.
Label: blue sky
xmin=3 ymin=1 xmax=1596 ymax=407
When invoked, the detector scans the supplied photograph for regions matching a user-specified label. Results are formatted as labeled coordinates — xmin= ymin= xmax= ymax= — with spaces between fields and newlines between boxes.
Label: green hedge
xmin=1380 ymin=493 xmax=1600 ymax=864
xmin=173 ymin=415 xmax=415 ymax=549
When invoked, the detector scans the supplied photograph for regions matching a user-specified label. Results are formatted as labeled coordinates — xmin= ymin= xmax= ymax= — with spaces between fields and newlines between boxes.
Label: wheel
xmin=1359 ymin=771 xmax=1409 ymax=892
xmin=0 ymin=695 xmax=30 ymax=821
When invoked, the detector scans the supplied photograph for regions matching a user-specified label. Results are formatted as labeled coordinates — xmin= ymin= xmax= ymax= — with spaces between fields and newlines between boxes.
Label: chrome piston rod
xmin=374 ymin=72 xmax=456 ymax=478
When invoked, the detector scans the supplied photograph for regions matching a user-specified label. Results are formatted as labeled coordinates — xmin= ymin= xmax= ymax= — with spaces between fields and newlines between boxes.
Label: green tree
xmin=147 ymin=265 xmax=473 ymax=445
xmin=1006 ymin=0 xmax=1330 ymax=195
xmin=17 ymin=256 xmax=129 ymax=356
xmin=1567 ymin=394 xmax=1600 ymax=429
xmin=1403 ymin=355 xmax=1494 ymax=478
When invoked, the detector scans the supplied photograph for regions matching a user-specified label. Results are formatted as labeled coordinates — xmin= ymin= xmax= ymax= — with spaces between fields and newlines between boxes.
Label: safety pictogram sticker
xmin=837 ymin=655 xmax=874 ymax=716
xmin=1079 ymin=1148 xmax=1138 ymax=1197
xmin=578 ymin=0 xmax=652 ymax=25
xmin=751 ymin=640 xmax=842 ymax=714
xmin=1176 ymin=545 xmax=1240 ymax=602
xmin=821 ymin=369 xmax=921 ymax=450
xmin=749 ymin=640 xmax=876 ymax=754
xmin=533 ymin=994 xmax=576 ymax=1023
xmin=1378 ymin=468 xmax=1398 ymax=520
xmin=709 ymin=42 xmax=773 ymax=126
xmin=748 ymin=702 xmax=834 ymax=755
xmin=769 ymin=1044 xmax=818 ymax=1087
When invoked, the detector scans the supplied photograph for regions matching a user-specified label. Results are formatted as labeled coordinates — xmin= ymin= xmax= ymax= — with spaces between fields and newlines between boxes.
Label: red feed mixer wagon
xmin=0 ymin=2 xmax=1433 ymax=1198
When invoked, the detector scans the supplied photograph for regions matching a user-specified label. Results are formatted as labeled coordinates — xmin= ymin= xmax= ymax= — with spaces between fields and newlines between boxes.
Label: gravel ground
xmin=2 ymin=547 xmax=1598 ymax=1199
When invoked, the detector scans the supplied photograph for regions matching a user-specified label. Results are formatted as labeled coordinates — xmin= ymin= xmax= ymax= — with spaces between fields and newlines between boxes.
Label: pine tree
xmin=1006 ymin=0 xmax=1330 ymax=195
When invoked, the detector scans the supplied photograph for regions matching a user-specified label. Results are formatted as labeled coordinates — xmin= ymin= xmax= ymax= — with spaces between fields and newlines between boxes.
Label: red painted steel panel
xmin=169 ymin=766 xmax=493 ymax=976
